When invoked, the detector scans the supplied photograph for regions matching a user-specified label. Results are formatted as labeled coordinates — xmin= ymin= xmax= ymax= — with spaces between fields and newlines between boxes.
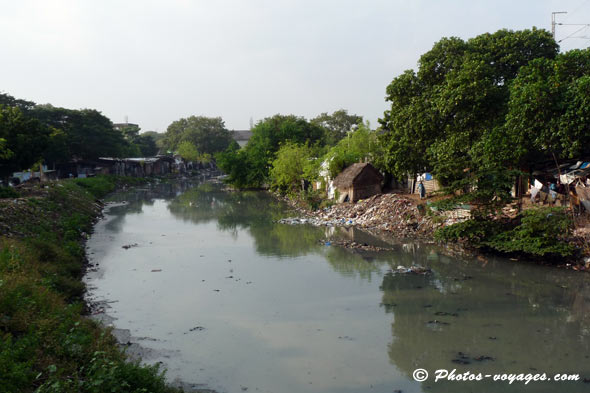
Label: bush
xmin=434 ymin=219 xmax=503 ymax=244
xmin=485 ymin=207 xmax=575 ymax=257
xmin=0 ymin=186 xmax=19 ymax=198
xmin=73 ymin=176 xmax=116 ymax=198
xmin=435 ymin=207 xmax=575 ymax=258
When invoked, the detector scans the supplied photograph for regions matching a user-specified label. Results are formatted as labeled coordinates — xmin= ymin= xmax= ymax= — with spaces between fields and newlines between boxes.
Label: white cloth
xmin=530 ymin=187 xmax=540 ymax=201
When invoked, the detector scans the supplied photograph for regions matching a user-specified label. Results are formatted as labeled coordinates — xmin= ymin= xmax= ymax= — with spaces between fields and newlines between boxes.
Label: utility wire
xmin=563 ymin=0 xmax=590 ymax=21
xmin=558 ymin=24 xmax=590 ymax=42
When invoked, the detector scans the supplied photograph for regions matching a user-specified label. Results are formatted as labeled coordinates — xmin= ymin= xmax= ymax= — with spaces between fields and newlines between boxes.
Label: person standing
xmin=418 ymin=181 xmax=426 ymax=200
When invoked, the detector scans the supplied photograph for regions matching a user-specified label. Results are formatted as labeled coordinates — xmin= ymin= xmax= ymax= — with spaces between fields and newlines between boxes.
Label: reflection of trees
xmin=103 ymin=182 xmax=195 ymax=233
xmin=382 ymin=252 xmax=590 ymax=393
xmin=323 ymin=246 xmax=383 ymax=281
xmin=167 ymin=183 xmax=326 ymax=257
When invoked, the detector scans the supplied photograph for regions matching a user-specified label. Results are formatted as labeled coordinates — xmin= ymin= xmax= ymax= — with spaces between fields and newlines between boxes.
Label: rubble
xmin=280 ymin=193 xmax=440 ymax=238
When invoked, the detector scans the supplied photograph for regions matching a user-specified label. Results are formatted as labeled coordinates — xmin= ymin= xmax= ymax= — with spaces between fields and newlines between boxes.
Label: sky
xmin=1 ymin=0 xmax=589 ymax=132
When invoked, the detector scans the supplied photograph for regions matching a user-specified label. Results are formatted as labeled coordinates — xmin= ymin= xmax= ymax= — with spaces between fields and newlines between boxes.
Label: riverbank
xmin=276 ymin=191 xmax=590 ymax=270
xmin=0 ymin=176 xmax=183 ymax=393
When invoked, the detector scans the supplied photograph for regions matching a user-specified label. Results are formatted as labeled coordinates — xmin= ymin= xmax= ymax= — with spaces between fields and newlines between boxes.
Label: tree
xmin=164 ymin=116 xmax=233 ymax=155
xmin=177 ymin=140 xmax=200 ymax=162
xmin=0 ymin=105 xmax=50 ymax=179
xmin=141 ymin=131 xmax=166 ymax=151
xmin=326 ymin=121 xmax=384 ymax=177
xmin=0 ymin=92 xmax=35 ymax=112
xmin=31 ymin=105 xmax=129 ymax=162
xmin=217 ymin=114 xmax=326 ymax=188
xmin=379 ymin=28 xmax=558 ymax=212
xmin=506 ymin=49 xmax=590 ymax=165
xmin=117 ymin=124 xmax=159 ymax=157
xmin=269 ymin=142 xmax=314 ymax=193
xmin=311 ymin=109 xmax=362 ymax=145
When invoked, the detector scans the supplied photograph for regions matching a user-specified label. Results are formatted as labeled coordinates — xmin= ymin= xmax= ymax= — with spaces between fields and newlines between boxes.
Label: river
xmin=84 ymin=180 xmax=590 ymax=393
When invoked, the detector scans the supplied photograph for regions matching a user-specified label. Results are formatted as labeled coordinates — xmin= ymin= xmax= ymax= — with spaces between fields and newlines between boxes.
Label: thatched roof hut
xmin=333 ymin=163 xmax=383 ymax=203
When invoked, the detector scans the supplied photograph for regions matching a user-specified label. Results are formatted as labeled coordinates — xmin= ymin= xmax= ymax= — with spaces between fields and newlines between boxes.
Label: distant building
xmin=333 ymin=163 xmax=383 ymax=203
xmin=231 ymin=130 xmax=252 ymax=147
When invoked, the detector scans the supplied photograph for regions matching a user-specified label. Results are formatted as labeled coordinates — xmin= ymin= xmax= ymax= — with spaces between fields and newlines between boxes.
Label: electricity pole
xmin=552 ymin=11 xmax=568 ymax=39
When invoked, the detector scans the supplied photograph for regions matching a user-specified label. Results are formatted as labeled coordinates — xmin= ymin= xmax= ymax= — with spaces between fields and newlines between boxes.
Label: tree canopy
xmin=379 ymin=27 xmax=559 ymax=211
xmin=217 ymin=114 xmax=326 ymax=188
xmin=506 ymin=49 xmax=590 ymax=164
xmin=164 ymin=116 xmax=233 ymax=155
xmin=311 ymin=109 xmax=362 ymax=145
xmin=0 ymin=105 xmax=50 ymax=179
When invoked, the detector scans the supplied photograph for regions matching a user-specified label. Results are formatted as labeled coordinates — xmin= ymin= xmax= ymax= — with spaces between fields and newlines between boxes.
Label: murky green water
xmin=85 ymin=181 xmax=590 ymax=393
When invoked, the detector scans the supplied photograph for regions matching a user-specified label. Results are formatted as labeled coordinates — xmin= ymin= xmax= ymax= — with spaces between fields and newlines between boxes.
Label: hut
xmin=333 ymin=163 xmax=383 ymax=203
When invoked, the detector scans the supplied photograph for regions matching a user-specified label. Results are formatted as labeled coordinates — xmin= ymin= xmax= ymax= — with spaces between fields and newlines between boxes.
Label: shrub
xmin=0 ymin=186 xmax=19 ymax=198
xmin=485 ymin=207 xmax=575 ymax=257
xmin=434 ymin=219 xmax=503 ymax=244
xmin=435 ymin=207 xmax=576 ymax=258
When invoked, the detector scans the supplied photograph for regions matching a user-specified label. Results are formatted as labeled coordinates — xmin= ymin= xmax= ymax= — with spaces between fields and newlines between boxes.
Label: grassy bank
xmin=0 ymin=176 xmax=181 ymax=393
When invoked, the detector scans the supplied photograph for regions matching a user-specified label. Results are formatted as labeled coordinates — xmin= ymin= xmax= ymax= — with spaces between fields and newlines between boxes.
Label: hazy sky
xmin=1 ymin=0 xmax=589 ymax=132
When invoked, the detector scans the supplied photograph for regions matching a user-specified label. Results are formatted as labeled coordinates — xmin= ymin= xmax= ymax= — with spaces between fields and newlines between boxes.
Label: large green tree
xmin=311 ymin=109 xmax=362 ymax=145
xmin=217 ymin=114 xmax=326 ymax=188
xmin=506 ymin=49 xmax=590 ymax=164
xmin=379 ymin=28 xmax=558 ymax=210
xmin=164 ymin=116 xmax=233 ymax=155
xmin=0 ymin=105 xmax=50 ymax=179
xmin=31 ymin=105 xmax=129 ymax=163
xmin=118 ymin=124 xmax=159 ymax=157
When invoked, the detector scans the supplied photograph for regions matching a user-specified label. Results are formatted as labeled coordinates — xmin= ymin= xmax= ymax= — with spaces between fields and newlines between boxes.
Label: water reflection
xmin=86 ymin=180 xmax=590 ymax=393
xmin=167 ymin=183 xmax=326 ymax=257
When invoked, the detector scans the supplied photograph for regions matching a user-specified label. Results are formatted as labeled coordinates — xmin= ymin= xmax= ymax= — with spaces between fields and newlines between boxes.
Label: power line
xmin=558 ymin=24 xmax=590 ymax=42
xmin=563 ymin=0 xmax=590 ymax=22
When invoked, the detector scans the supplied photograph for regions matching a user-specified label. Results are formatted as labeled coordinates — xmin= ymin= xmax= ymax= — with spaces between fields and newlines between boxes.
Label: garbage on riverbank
xmin=279 ymin=193 xmax=439 ymax=238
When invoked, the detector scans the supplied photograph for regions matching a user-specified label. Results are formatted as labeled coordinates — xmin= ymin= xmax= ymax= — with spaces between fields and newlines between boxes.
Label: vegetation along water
xmin=2 ymin=25 xmax=590 ymax=393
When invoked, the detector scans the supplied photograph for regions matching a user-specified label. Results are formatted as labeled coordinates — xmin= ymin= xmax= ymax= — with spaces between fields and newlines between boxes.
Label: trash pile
xmin=280 ymin=193 xmax=438 ymax=238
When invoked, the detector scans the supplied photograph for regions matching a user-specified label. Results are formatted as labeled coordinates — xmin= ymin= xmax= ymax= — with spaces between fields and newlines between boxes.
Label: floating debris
xmin=122 ymin=243 xmax=138 ymax=249
xmin=394 ymin=265 xmax=432 ymax=275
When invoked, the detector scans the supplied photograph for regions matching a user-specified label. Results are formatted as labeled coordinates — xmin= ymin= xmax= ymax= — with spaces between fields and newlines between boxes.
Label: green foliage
xmin=176 ymin=140 xmax=200 ymax=162
xmin=485 ymin=207 xmax=575 ymax=257
xmin=269 ymin=142 xmax=314 ymax=193
xmin=0 ymin=180 xmax=180 ymax=393
xmin=506 ymin=49 xmax=590 ymax=163
xmin=141 ymin=131 xmax=166 ymax=151
xmin=379 ymin=28 xmax=558 ymax=212
xmin=434 ymin=219 xmax=503 ymax=244
xmin=218 ymin=114 xmax=326 ymax=188
xmin=73 ymin=176 xmax=117 ymax=199
xmin=325 ymin=121 xmax=384 ymax=178
xmin=31 ymin=105 xmax=130 ymax=163
xmin=311 ymin=109 xmax=362 ymax=145
xmin=164 ymin=116 xmax=233 ymax=155
xmin=0 ymin=186 xmax=19 ymax=198
xmin=435 ymin=207 xmax=575 ymax=258
xmin=72 ymin=175 xmax=147 ymax=199
xmin=0 ymin=105 xmax=51 ymax=179
xmin=118 ymin=124 xmax=159 ymax=157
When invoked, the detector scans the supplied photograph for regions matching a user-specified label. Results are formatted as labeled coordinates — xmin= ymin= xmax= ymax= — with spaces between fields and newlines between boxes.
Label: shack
xmin=97 ymin=156 xmax=175 ymax=177
xmin=333 ymin=163 xmax=383 ymax=203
